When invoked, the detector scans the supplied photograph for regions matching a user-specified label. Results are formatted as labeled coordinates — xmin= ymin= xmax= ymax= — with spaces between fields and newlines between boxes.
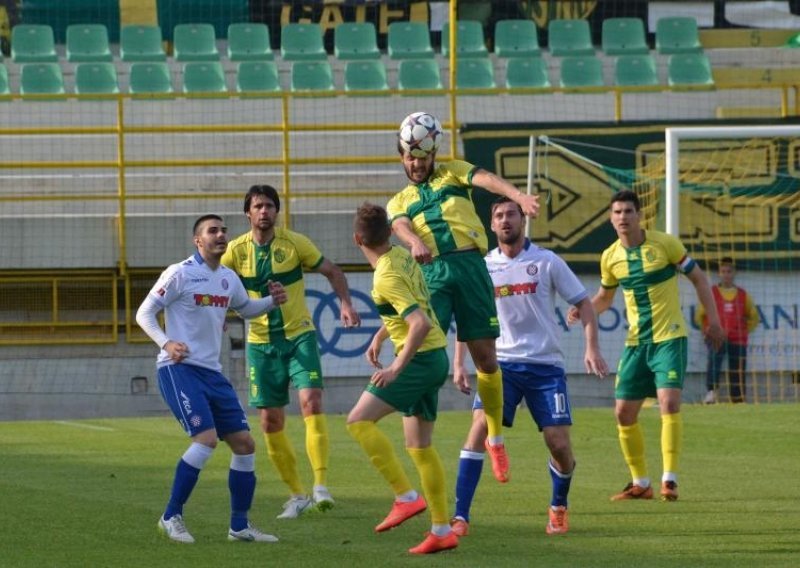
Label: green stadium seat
xmin=12 ymin=24 xmax=58 ymax=63
xmin=173 ymin=23 xmax=219 ymax=62
xmin=120 ymin=25 xmax=166 ymax=62
xmin=0 ymin=65 xmax=9 ymax=96
xmin=281 ymin=23 xmax=327 ymax=61
xmin=548 ymin=19 xmax=595 ymax=57
xmin=75 ymin=62 xmax=119 ymax=95
xmin=494 ymin=19 xmax=541 ymax=58
xmin=20 ymin=63 xmax=64 ymax=95
xmin=614 ymin=54 xmax=658 ymax=86
xmin=602 ymin=18 xmax=649 ymax=55
xmin=505 ymin=57 xmax=550 ymax=88
xmin=668 ymin=53 xmax=714 ymax=87
xmin=344 ymin=60 xmax=388 ymax=91
xmin=129 ymin=62 xmax=173 ymax=94
xmin=335 ymin=22 xmax=380 ymax=60
xmin=559 ymin=55 xmax=604 ymax=88
xmin=290 ymin=61 xmax=334 ymax=91
xmin=227 ymin=23 xmax=273 ymax=61
xmin=387 ymin=21 xmax=434 ymax=59
xmin=236 ymin=61 xmax=280 ymax=93
xmin=183 ymin=61 xmax=227 ymax=93
xmin=441 ymin=20 xmax=488 ymax=58
xmin=66 ymin=24 xmax=113 ymax=63
xmin=397 ymin=59 xmax=442 ymax=90
xmin=456 ymin=57 xmax=495 ymax=89
xmin=656 ymin=17 xmax=702 ymax=54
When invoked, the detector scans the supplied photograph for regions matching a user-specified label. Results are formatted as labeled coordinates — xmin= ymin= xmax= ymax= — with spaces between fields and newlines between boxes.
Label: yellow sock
xmin=265 ymin=430 xmax=305 ymax=495
xmin=477 ymin=369 xmax=504 ymax=439
xmin=304 ymin=414 xmax=329 ymax=486
xmin=618 ymin=423 xmax=648 ymax=482
xmin=346 ymin=421 xmax=413 ymax=496
xmin=407 ymin=446 xmax=448 ymax=525
xmin=661 ymin=412 xmax=683 ymax=475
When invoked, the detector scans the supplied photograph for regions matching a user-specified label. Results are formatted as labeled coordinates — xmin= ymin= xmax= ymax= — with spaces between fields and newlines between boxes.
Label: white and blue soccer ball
xmin=398 ymin=112 xmax=443 ymax=158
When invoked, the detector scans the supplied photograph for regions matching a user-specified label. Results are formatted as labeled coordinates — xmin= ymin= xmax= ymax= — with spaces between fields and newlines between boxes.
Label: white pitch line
xmin=53 ymin=420 xmax=115 ymax=432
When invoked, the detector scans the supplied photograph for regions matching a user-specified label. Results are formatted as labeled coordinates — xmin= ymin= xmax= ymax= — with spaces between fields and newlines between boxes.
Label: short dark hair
xmin=610 ymin=189 xmax=640 ymax=211
xmin=719 ymin=256 xmax=735 ymax=268
xmin=490 ymin=196 xmax=523 ymax=216
xmin=354 ymin=202 xmax=391 ymax=247
xmin=244 ymin=185 xmax=280 ymax=213
xmin=193 ymin=214 xmax=223 ymax=235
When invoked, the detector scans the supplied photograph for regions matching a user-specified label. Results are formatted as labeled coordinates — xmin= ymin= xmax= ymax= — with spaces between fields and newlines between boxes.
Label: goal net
xmin=538 ymin=126 xmax=800 ymax=403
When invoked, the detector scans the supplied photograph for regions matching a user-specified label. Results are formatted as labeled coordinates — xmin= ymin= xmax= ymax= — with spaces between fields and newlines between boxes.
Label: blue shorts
xmin=157 ymin=363 xmax=250 ymax=438
xmin=472 ymin=362 xmax=572 ymax=431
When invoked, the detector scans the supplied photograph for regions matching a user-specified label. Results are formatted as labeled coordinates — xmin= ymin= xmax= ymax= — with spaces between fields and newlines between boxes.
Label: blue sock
xmin=164 ymin=459 xmax=201 ymax=520
xmin=229 ymin=453 xmax=256 ymax=532
xmin=454 ymin=450 xmax=484 ymax=522
xmin=549 ymin=459 xmax=574 ymax=508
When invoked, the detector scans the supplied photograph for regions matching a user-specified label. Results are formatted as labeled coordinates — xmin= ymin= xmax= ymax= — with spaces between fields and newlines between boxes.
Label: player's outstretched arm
xmin=686 ymin=265 xmax=724 ymax=351
xmin=317 ymin=259 xmax=361 ymax=328
xmin=472 ymin=169 xmax=540 ymax=218
xmin=366 ymin=325 xmax=389 ymax=369
xmin=452 ymin=340 xmax=472 ymax=395
xmin=369 ymin=309 xmax=430 ymax=388
xmin=235 ymin=280 xmax=286 ymax=319
xmin=391 ymin=217 xmax=432 ymax=264
xmin=136 ymin=296 xmax=190 ymax=362
xmin=573 ymin=297 xmax=609 ymax=378
xmin=567 ymin=287 xmax=615 ymax=326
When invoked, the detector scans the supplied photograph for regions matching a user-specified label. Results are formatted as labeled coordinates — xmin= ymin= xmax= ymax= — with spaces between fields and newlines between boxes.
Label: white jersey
xmin=486 ymin=239 xmax=587 ymax=367
xmin=145 ymin=252 xmax=254 ymax=371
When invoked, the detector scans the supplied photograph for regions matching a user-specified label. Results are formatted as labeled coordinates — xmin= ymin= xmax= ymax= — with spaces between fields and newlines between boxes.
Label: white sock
xmin=396 ymin=489 xmax=419 ymax=502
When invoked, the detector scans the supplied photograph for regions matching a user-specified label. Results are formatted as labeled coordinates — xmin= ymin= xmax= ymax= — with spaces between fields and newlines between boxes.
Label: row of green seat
xmin=7 ymin=16 xmax=704 ymax=66
xmin=441 ymin=17 xmax=702 ymax=59
xmin=387 ymin=54 xmax=713 ymax=90
xmin=184 ymin=53 xmax=712 ymax=92
xmin=8 ymin=22 xmax=260 ymax=63
xmin=0 ymin=51 xmax=715 ymax=96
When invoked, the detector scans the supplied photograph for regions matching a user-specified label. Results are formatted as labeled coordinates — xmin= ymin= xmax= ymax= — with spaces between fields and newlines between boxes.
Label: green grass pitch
xmin=2 ymin=404 xmax=798 ymax=567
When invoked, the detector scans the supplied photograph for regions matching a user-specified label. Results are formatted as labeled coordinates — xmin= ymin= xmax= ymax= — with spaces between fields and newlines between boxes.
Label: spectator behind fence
xmin=695 ymin=257 xmax=759 ymax=404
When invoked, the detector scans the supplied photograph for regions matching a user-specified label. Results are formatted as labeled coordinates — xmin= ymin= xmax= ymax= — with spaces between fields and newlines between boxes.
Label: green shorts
xmin=422 ymin=249 xmax=499 ymax=342
xmin=366 ymin=348 xmax=449 ymax=421
xmin=247 ymin=330 xmax=323 ymax=408
xmin=615 ymin=337 xmax=688 ymax=400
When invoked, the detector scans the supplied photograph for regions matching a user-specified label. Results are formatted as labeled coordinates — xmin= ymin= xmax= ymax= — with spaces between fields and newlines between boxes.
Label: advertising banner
xmin=304 ymin=272 xmax=798 ymax=377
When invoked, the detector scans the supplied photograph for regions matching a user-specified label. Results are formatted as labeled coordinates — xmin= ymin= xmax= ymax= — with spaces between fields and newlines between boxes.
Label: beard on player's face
xmin=403 ymin=153 xmax=434 ymax=183
xmin=496 ymin=225 xmax=522 ymax=245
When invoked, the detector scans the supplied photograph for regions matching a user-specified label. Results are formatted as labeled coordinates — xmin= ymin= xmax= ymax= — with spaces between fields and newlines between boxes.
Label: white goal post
xmin=664 ymin=124 xmax=800 ymax=236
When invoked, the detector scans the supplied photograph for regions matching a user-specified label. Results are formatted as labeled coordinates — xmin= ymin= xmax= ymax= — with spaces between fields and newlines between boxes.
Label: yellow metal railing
xmin=0 ymin=82 xmax=796 ymax=344
xmin=0 ymin=271 xmax=118 ymax=345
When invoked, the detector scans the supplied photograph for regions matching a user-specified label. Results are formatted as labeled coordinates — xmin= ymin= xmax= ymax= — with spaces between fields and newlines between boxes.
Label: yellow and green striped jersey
xmin=600 ymin=230 xmax=695 ymax=346
xmin=387 ymin=160 xmax=488 ymax=256
xmin=222 ymin=228 xmax=323 ymax=344
xmin=373 ymin=246 xmax=447 ymax=354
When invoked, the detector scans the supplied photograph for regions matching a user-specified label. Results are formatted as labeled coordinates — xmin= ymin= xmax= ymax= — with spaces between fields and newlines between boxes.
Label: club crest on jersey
xmin=221 ymin=278 xmax=229 ymax=290
xmin=526 ymin=263 xmax=539 ymax=276
xmin=194 ymin=294 xmax=230 ymax=307
xmin=645 ymin=249 xmax=656 ymax=262
xmin=274 ymin=248 xmax=286 ymax=263
xmin=190 ymin=415 xmax=202 ymax=428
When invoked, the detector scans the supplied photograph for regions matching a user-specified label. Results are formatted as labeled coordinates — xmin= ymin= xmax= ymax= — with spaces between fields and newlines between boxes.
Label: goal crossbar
xmin=664 ymin=124 xmax=800 ymax=235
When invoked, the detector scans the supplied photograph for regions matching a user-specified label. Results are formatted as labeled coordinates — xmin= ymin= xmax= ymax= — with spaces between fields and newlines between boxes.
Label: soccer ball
xmin=398 ymin=112 xmax=443 ymax=158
